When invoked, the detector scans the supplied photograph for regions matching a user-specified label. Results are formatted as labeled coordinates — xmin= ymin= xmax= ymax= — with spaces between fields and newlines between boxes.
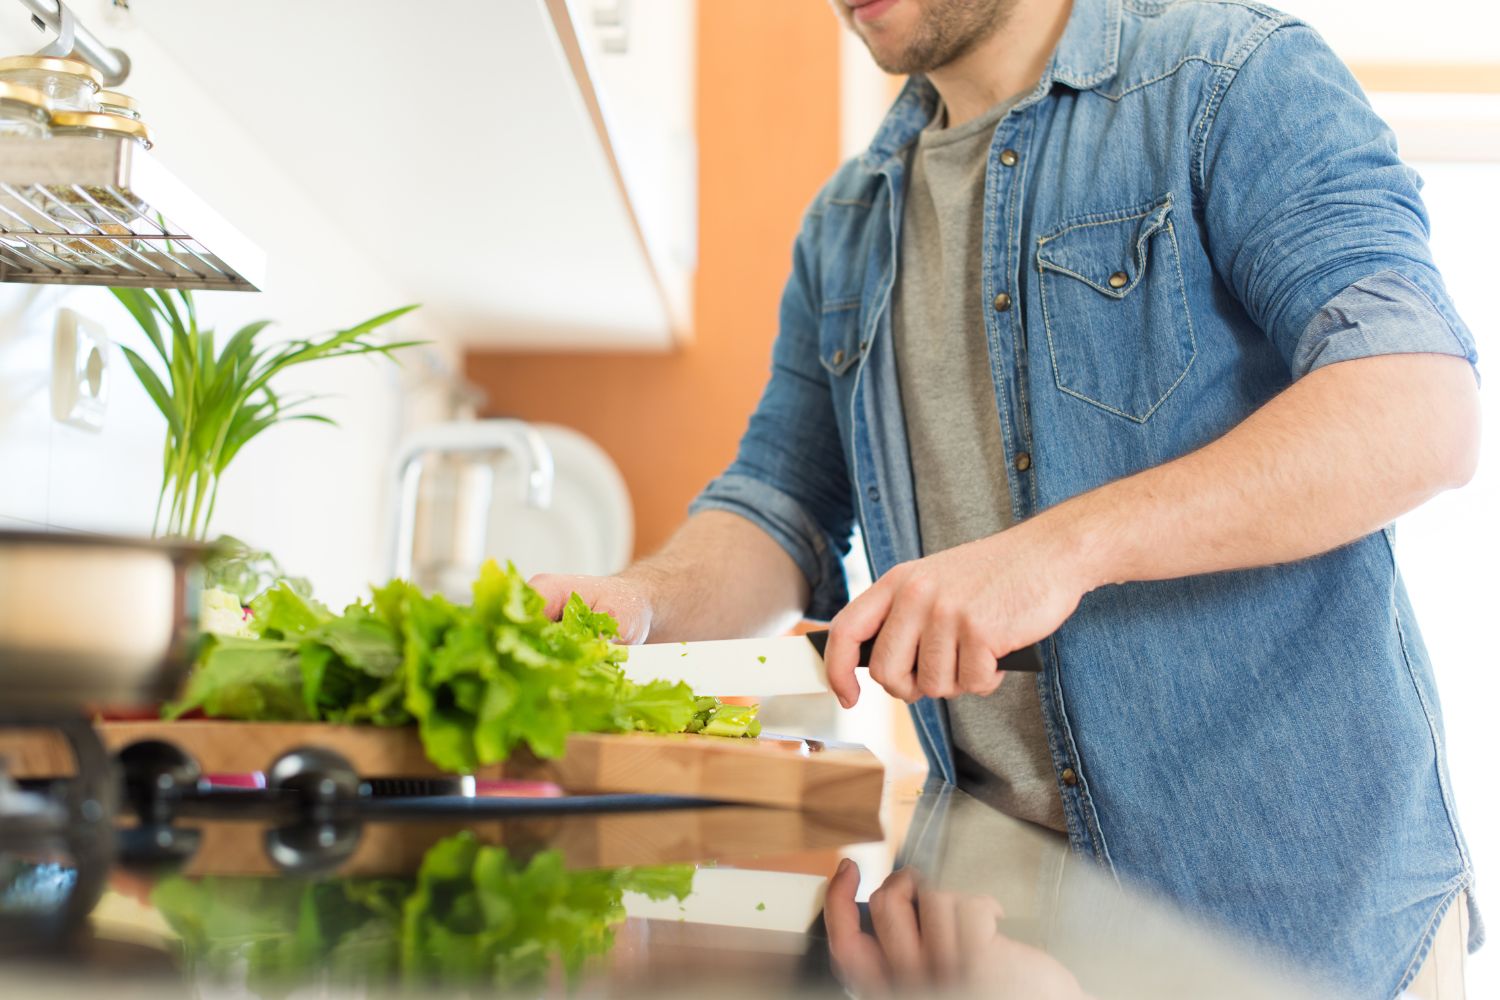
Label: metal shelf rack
xmin=0 ymin=137 xmax=265 ymax=291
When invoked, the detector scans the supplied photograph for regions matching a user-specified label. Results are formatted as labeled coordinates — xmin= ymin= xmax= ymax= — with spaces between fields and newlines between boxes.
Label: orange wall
xmin=465 ymin=2 xmax=842 ymax=558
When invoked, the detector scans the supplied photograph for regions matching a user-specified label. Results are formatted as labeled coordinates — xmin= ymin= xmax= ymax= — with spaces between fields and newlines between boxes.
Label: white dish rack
xmin=0 ymin=136 xmax=264 ymax=291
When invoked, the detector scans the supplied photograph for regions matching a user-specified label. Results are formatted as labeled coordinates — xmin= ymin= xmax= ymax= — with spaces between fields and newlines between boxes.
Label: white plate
xmin=483 ymin=423 xmax=632 ymax=579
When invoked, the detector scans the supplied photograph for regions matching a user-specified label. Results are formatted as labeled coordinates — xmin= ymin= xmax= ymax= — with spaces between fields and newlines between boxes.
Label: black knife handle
xmin=803 ymin=630 xmax=1042 ymax=673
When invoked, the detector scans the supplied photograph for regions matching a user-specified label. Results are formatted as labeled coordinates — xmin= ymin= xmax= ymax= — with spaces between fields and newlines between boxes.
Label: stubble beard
xmin=857 ymin=0 xmax=1017 ymax=75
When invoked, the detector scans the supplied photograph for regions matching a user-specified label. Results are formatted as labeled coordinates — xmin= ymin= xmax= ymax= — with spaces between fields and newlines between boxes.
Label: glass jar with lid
xmin=44 ymin=113 xmax=155 ymax=266
xmin=95 ymin=90 xmax=139 ymax=121
xmin=0 ymin=55 xmax=101 ymax=113
xmin=0 ymin=81 xmax=51 ymax=137
xmin=49 ymin=110 xmax=152 ymax=149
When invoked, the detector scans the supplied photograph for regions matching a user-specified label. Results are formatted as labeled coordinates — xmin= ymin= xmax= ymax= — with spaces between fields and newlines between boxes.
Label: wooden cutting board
xmin=0 ymin=719 xmax=885 ymax=815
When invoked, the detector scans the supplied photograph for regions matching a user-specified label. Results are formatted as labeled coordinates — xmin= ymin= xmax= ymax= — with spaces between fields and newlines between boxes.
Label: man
xmin=534 ymin=0 xmax=1482 ymax=995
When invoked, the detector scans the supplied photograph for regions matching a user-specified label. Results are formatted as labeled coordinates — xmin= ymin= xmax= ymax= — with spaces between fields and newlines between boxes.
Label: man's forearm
xmin=619 ymin=510 xmax=810 ymax=641
xmin=1049 ymin=353 xmax=1481 ymax=592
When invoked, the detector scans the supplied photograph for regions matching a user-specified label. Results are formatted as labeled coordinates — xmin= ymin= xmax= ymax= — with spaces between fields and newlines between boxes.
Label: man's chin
xmin=858 ymin=39 xmax=923 ymax=76
xmin=852 ymin=21 xmax=937 ymax=75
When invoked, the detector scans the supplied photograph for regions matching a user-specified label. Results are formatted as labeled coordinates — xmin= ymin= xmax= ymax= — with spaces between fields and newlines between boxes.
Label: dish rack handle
xmin=20 ymin=0 xmax=132 ymax=86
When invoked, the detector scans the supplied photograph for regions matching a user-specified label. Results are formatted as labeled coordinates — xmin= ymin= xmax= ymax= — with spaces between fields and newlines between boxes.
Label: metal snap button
xmin=1015 ymin=452 xmax=1032 ymax=472
xmin=992 ymin=291 xmax=1012 ymax=312
xmin=832 ymin=348 xmax=845 ymax=365
xmin=1108 ymin=271 xmax=1128 ymax=289
xmin=1061 ymin=767 xmax=1078 ymax=786
xmin=999 ymin=149 xmax=1019 ymax=167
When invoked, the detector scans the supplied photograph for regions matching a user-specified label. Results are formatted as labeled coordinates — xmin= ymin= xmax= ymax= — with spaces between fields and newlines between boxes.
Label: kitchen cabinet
xmin=134 ymin=0 xmax=695 ymax=350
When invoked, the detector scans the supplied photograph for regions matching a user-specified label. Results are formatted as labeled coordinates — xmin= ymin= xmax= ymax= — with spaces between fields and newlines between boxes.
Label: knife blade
xmin=620 ymin=629 xmax=1041 ymax=697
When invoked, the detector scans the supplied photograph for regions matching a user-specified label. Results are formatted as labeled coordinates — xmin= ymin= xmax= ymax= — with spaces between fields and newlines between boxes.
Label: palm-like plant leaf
xmin=119 ymin=344 xmax=182 ymax=437
xmin=110 ymin=288 xmax=168 ymax=362
xmin=112 ymin=288 xmax=423 ymax=539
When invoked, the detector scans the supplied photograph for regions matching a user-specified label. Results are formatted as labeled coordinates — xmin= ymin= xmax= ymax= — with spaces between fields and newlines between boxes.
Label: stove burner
xmin=0 ymin=760 xmax=66 ymax=839
xmin=0 ymin=716 xmax=113 ymax=844
xmin=0 ymin=715 xmax=115 ymax=951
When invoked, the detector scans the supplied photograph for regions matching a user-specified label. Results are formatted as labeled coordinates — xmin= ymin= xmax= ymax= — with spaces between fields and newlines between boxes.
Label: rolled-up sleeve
xmin=690 ymin=207 xmax=856 ymax=622
xmin=1199 ymin=24 xmax=1479 ymax=380
xmin=1295 ymin=270 xmax=1478 ymax=380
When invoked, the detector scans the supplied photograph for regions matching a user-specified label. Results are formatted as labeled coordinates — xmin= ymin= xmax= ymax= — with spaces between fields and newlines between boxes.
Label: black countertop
xmin=0 ymin=771 xmax=1343 ymax=999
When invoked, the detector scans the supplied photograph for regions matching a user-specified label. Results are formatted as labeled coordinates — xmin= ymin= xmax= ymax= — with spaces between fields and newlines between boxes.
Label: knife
xmin=620 ymin=629 xmax=1041 ymax=697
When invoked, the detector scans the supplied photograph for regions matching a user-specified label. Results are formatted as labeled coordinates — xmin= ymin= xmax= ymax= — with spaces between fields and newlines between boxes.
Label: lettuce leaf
xmin=171 ymin=559 xmax=750 ymax=771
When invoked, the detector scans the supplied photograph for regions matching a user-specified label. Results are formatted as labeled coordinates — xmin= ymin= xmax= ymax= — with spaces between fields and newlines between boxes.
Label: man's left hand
xmin=824 ymin=516 xmax=1093 ymax=707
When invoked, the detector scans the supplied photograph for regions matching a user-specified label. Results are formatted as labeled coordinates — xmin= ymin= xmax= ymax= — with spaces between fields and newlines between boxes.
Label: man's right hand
xmin=528 ymin=573 xmax=656 ymax=645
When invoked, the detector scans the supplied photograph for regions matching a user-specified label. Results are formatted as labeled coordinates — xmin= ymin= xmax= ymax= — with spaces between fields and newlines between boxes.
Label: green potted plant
xmin=112 ymin=287 xmax=421 ymax=541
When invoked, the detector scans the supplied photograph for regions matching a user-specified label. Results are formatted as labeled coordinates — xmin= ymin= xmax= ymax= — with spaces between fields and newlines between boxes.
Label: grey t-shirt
xmin=892 ymin=98 xmax=1067 ymax=834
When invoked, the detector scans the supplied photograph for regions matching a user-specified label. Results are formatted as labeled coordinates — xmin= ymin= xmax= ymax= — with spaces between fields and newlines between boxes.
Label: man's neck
xmin=927 ymin=0 xmax=1074 ymax=126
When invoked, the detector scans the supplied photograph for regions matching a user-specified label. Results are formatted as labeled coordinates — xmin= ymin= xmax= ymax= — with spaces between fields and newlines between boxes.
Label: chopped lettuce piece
xmin=200 ymin=586 xmax=255 ymax=639
xmin=700 ymin=703 xmax=762 ymax=738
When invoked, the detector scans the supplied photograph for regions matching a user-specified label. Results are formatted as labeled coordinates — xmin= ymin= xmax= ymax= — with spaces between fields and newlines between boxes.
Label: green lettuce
xmin=168 ymin=560 xmax=758 ymax=771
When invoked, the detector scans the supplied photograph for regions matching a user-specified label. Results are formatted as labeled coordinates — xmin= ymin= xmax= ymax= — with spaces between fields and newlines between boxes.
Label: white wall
xmin=1282 ymin=0 xmax=1500 ymax=63
xmin=840 ymin=27 xmax=894 ymax=162
xmin=0 ymin=1 xmax=454 ymax=605
xmin=1391 ymin=159 xmax=1499 ymax=999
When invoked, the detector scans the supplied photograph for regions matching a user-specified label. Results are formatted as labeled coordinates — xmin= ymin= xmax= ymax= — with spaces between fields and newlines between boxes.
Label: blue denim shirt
xmin=692 ymin=0 xmax=1481 ymax=995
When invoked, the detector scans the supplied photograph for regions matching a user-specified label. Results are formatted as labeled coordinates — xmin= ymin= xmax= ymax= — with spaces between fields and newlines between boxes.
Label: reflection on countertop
xmin=0 ymin=776 xmax=1347 ymax=999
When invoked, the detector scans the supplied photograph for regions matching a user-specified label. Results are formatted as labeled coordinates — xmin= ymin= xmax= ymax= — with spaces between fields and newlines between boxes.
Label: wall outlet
xmin=50 ymin=308 xmax=110 ymax=432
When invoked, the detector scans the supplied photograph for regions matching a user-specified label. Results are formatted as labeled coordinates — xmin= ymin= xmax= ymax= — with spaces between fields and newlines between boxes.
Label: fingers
xmin=528 ymin=573 xmax=576 ymax=620
xmin=956 ymin=894 xmax=1007 ymax=956
xmin=824 ymin=857 xmax=862 ymax=942
xmin=832 ymin=548 xmax=1044 ymax=706
xmin=916 ymin=887 xmax=961 ymax=985
xmin=958 ymin=625 xmax=1005 ymax=697
xmin=526 ymin=574 xmax=653 ymax=643
xmin=825 ymin=858 xmax=890 ymax=997
xmin=826 ymin=573 xmax=898 ymax=708
xmin=867 ymin=574 xmax=928 ymax=703
xmin=868 ymin=867 xmax=924 ymax=985
xmin=914 ymin=607 xmax=958 ymax=701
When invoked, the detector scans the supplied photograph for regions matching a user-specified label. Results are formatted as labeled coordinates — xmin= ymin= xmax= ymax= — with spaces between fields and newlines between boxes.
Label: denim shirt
xmin=691 ymin=0 xmax=1481 ymax=995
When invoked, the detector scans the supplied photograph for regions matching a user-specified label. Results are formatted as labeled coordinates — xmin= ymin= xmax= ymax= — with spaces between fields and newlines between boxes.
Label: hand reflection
xmin=825 ymin=859 xmax=1095 ymax=999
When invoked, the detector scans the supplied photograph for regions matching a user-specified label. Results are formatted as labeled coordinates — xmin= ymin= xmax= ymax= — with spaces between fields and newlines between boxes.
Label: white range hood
xmin=134 ymin=0 xmax=695 ymax=350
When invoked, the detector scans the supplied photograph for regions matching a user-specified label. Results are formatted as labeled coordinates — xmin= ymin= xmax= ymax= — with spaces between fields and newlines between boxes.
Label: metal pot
xmin=0 ymin=530 xmax=205 ymax=709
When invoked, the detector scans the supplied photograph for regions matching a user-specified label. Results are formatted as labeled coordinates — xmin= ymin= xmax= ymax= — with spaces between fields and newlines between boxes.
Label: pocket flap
xmin=1036 ymin=194 xmax=1174 ymax=299
xmin=818 ymin=303 xmax=864 ymax=376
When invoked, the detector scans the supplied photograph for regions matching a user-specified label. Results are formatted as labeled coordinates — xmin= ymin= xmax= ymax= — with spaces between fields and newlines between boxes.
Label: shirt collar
xmin=861 ymin=0 xmax=1122 ymax=168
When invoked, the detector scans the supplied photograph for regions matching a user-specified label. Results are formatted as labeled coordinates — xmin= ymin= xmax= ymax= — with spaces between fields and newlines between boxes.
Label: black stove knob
xmin=265 ymin=747 xmax=367 ymax=811
xmin=264 ymin=819 xmax=362 ymax=876
xmin=116 ymin=740 xmax=203 ymax=826
xmin=262 ymin=749 xmax=367 ymax=874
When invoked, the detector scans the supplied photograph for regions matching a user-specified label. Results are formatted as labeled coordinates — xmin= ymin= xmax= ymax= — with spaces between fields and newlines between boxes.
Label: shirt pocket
xmin=1036 ymin=193 xmax=1196 ymax=423
xmin=818 ymin=299 xmax=864 ymax=378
